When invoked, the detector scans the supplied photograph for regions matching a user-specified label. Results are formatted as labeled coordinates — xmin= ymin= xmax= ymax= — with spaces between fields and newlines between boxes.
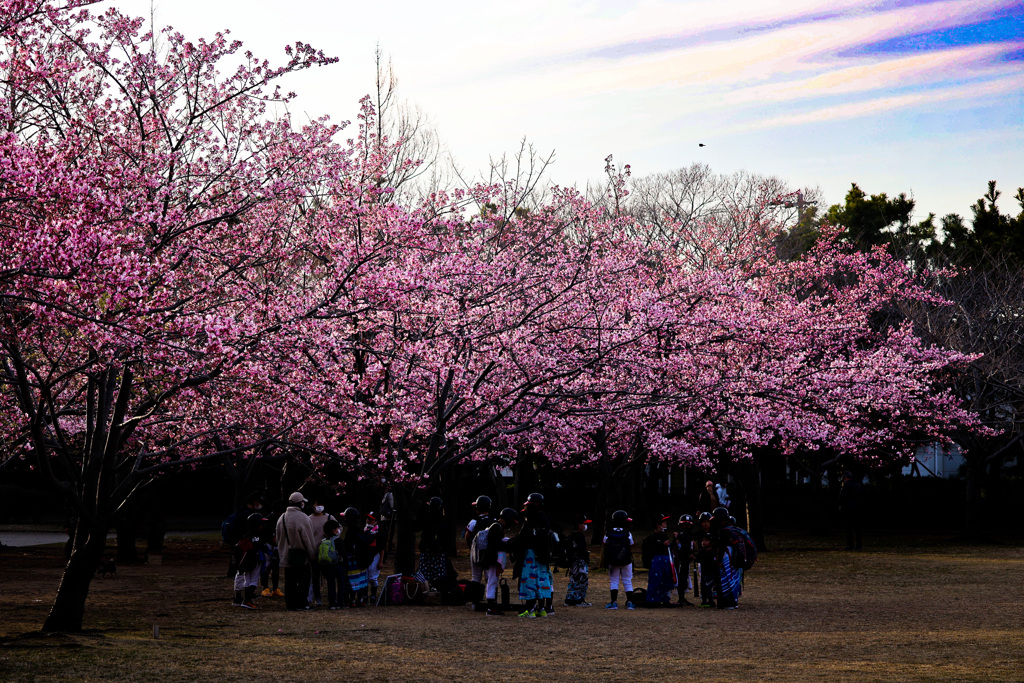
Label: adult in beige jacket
xmin=276 ymin=492 xmax=317 ymax=610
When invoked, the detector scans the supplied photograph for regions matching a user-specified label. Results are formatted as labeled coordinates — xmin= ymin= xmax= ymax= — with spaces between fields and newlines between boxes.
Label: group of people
xmin=227 ymin=491 xmax=384 ymax=610
xmin=226 ymin=484 xmax=755 ymax=615
xmin=462 ymin=493 xmax=752 ymax=616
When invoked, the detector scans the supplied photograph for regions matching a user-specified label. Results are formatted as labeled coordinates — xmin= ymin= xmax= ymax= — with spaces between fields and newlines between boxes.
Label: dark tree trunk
xmin=513 ymin=457 xmax=523 ymax=505
xmin=146 ymin=506 xmax=166 ymax=555
xmin=42 ymin=518 xmax=108 ymax=632
xmin=440 ymin=468 xmax=457 ymax=519
xmin=736 ymin=458 xmax=768 ymax=551
xmin=514 ymin=450 xmax=538 ymax=504
xmin=490 ymin=466 xmax=509 ymax=511
xmin=589 ymin=490 xmax=608 ymax=545
xmin=590 ymin=458 xmax=613 ymax=545
xmin=37 ymin=364 xmax=131 ymax=632
xmin=808 ymin=456 xmax=829 ymax=535
xmin=630 ymin=461 xmax=648 ymax=520
xmin=963 ymin=455 xmax=983 ymax=540
xmin=115 ymin=516 xmax=139 ymax=564
xmin=393 ymin=484 xmax=427 ymax=576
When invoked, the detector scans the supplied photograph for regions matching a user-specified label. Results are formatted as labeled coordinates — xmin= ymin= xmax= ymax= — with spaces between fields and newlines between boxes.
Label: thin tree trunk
xmin=394 ymin=484 xmax=426 ymax=576
xmin=440 ymin=467 xmax=456 ymax=518
xmin=146 ymin=506 xmax=166 ymax=556
xmin=489 ymin=466 xmax=508 ymax=511
xmin=145 ymin=485 xmax=167 ymax=556
xmin=963 ymin=455 xmax=983 ymax=540
xmin=737 ymin=458 xmax=768 ymax=551
xmin=514 ymin=449 xmax=537 ymax=504
xmin=630 ymin=461 xmax=646 ymax=520
xmin=115 ymin=517 xmax=139 ymax=564
xmin=513 ymin=457 xmax=523 ymax=505
xmin=590 ymin=460 xmax=612 ymax=545
xmin=808 ymin=456 xmax=829 ymax=535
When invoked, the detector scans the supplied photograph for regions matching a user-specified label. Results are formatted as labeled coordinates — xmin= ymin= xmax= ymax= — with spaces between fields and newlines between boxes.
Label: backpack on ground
xmin=462 ymin=581 xmax=484 ymax=604
xmin=318 ymin=537 xmax=340 ymax=566
xmin=727 ymin=526 xmax=757 ymax=570
xmin=387 ymin=576 xmax=406 ymax=606
xmin=437 ymin=576 xmax=467 ymax=606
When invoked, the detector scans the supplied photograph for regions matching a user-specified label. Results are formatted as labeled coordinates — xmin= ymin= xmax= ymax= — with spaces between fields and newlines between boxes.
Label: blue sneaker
xmin=625 ymin=601 xmax=635 ymax=610
xmin=604 ymin=602 xmax=617 ymax=610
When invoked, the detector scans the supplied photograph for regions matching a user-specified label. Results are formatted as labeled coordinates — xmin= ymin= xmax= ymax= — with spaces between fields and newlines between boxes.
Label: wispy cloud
xmin=116 ymin=0 xmax=1024 ymax=220
xmin=457 ymin=0 xmax=1023 ymax=138
xmin=477 ymin=0 xmax=1016 ymax=78
xmin=727 ymin=73 xmax=1024 ymax=132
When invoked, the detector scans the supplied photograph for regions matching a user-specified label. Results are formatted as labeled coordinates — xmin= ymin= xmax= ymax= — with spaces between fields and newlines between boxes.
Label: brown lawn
xmin=1 ymin=534 xmax=1023 ymax=682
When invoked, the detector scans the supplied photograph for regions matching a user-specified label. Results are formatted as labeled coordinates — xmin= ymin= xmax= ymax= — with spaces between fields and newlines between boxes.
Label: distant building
xmin=904 ymin=443 xmax=965 ymax=478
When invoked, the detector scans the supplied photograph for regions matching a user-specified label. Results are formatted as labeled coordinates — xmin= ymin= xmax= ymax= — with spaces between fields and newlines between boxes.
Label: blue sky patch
xmin=846 ymin=10 xmax=1024 ymax=57
xmin=998 ymin=46 xmax=1024 ymax=63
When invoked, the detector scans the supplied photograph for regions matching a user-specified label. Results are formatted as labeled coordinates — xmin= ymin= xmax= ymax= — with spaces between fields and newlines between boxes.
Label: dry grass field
xmin=2 ymin=533 xmax=1023 ymax=682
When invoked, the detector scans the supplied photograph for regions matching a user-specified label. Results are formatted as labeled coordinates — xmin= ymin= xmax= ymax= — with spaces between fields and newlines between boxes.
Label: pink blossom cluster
xmin=0 ymin=2 xmax=984 ymax=494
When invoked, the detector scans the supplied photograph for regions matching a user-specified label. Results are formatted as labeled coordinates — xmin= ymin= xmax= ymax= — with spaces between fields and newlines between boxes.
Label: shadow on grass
xmin=767 ymin=529 xmax=1024 ymax=552
xmin=0 ymin=631 xmax=94 ymax=647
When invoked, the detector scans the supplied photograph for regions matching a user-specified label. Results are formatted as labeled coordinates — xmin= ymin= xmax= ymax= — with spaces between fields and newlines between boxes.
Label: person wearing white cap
xmin=276 ymin=492 xmax=317 ymax=610
xmin=307 ymin=498 xmax=337 ymax=607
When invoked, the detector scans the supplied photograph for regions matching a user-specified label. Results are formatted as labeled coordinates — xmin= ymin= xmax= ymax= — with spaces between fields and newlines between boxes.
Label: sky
xmin=116 ymin=0 xmax=1024 ymax=222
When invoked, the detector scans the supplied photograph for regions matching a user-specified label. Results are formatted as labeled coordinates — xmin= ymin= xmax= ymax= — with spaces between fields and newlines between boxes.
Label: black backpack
xmin=221 ymin=512 xmax=240 ymax=545
xmin=551 ymin=532 xmax=573 ymax=568
xmin=604 ymin=528 xmax=632 ymax=566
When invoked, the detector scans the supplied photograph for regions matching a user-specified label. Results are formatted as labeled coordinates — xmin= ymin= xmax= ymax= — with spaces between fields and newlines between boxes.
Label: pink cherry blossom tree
xmin=514 ymin=188 xmax=982 ymax=543
xmin=271 ymin=159 xmax=680 ymax=571
xmin=1 ymin=1 xmax=990 ymax=630
xmin=0 ymin=1 xmax=368 ymax=631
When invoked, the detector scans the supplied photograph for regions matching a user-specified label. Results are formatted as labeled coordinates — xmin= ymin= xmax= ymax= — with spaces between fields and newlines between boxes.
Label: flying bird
xmin=698 ymin=143 xmax=706 ymax=147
